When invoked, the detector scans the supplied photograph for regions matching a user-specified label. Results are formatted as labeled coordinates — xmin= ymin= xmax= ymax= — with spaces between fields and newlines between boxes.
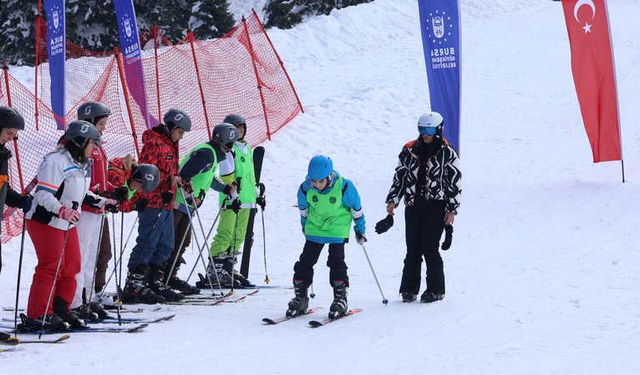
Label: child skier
xmin=166 ymin=122 xmax=240 ymax=294
xmin=21 ymin=121 xmax=116 ymax=331
xmin=121 ymin=109 xmax=191 ymax=304
xmin=286 ymin=155 xmax=366 ymax=319
xmin=206 ymin=114 xmax=261 ymax=288
xmin=71 ymin=101 xmax=113 ymax=320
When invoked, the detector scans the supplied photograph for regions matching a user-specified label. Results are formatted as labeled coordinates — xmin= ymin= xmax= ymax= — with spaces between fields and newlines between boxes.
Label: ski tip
xmin=0 ymin=337 xmax=20 ymax=346
xmin=57 ymin=334 xmax=71 ymax=342
xmin=308 ymin=320 xmax=323 ymax=328
xmin=262 ymin=318 xmax=276 ymax=325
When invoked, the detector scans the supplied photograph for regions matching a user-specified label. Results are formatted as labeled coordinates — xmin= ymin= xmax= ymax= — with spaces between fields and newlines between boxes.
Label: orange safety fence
xmin=0 ymin=11 xmax=303 ymax=243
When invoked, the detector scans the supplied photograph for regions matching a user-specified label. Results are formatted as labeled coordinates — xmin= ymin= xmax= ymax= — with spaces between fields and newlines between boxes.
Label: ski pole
xmin=112 ymin=212 xmax=122 ymax=324
xmin=86 ymin=212 xmax=106 ymax=308
xmin=188 ymin=193 xmax=225 ymax=295
xmin=164 ymin=214 xmax=192 ymax=287
xmin=101 ymin=214 xmax=137 ymax=294
xmin=260 ymin=207 xmax=270 ymax=284
xmin=310 ymin=284 xmax=316 ymax=299
xmin=229 ymin=208 xmax=240 ymax=292
xmin=185 ymin=200 xmax=223 ymax=283
xmin=360 ymin=243 xmax=388 ymax=305
xmin=13 ymin=215 xmax=27 ymax=337
xmin=178 ymin=188 xmax=220 ymax=295
xmin=41 ymin=201 xmax=78 ymax=337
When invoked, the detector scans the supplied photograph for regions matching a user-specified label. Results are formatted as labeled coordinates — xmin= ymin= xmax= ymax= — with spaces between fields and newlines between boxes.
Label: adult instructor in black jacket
xmin=381 ymin=111 xmax=461 ymax=303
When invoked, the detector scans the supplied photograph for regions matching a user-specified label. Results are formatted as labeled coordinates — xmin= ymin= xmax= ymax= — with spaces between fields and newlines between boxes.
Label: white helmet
xmin=417 ymin=112 xmax=444 ymax=137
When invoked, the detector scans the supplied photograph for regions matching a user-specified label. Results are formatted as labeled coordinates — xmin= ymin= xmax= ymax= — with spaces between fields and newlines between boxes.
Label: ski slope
xmin=2 ymin=0 xmax=640 ymax=373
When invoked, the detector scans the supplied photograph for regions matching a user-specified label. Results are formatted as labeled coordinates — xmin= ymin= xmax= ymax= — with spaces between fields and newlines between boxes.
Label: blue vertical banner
xmin=44 ymin=0 xmax=66 ymax=129
xmin=113 ymin=0 xmax=152 ymax=128
xmin=418 ymin=0 xmax=461 ymax=152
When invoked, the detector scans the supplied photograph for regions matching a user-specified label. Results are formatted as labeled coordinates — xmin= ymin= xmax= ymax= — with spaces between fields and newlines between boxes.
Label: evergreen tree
xmin=264 ymin=0 xmax=374 ymax=29
xmin=0 ymin=1 xmax=38 ymax=65
xmin=189 ymin=0 xmax=235 ymax=39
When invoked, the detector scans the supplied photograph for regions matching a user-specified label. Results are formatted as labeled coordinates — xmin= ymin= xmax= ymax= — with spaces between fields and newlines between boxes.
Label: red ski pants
xmin=26 ymin=220 xmax=81 ymax=318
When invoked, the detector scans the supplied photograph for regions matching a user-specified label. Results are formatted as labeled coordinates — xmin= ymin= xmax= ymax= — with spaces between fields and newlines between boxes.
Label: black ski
xmin=240 ymin=145 xmax=265 ymax=278
xmin=1 ymin=334 xmax=71 ymax=345
xmin=169 ymin=290 xmax=259 ymax=306
xmin=308 ymin=308 xmax=363 ymax=328
xmin=86 ymin=314 xmax=175 ymax=325
xmin=0 ymin=323 xmax=148 ymax=335
xmin=262 ymin=307 xmax=323 ymax=325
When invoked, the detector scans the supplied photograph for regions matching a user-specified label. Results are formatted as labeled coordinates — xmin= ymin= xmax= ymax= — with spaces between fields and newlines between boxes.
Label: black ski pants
xmin=293 ymin=240 xmax=349 ymax=288
xmin=400 ymin=200 xmax=446 ymax=295
xmin=165 ymin=210 xmax=192 ymax=278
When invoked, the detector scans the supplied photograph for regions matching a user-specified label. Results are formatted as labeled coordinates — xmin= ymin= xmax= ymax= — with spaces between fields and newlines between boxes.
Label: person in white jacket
xmin=20 ymin=121 xmax=116 ymax=332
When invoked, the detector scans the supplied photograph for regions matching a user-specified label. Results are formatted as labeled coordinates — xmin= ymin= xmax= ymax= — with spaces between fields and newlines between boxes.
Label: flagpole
xmin=605 ymin=0 xmax=624 ymax=183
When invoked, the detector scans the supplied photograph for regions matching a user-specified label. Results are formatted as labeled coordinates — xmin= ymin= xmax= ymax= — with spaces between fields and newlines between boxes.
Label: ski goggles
xmin=418 ymin=126 xmax=438 ymax=136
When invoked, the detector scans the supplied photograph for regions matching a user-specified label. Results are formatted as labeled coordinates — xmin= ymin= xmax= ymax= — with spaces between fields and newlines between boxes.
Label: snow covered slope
xmin=2 ymin=0 xmax=640 ymax=374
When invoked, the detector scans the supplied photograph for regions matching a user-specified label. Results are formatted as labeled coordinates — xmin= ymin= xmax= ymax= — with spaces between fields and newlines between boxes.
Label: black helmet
xmin=77 ymin=101 xmax=112 ymax=124
xmin=0 ymin=106 xmax=25 ymax=130
xmin=132 ymin=164 xmax=160 ymax=192
xmin=64 ymin=120 xmax=101 ymax=147
xmin=164 ymin=109 xmax=191 ymax=132
xmin=223 ymin=114 xmax=246 ymax=127
xmin=211 ymin=122 xmax=240 ymax=146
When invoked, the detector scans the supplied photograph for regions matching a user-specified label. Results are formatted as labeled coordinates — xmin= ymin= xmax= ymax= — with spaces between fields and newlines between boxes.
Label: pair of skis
xmin=262 ymin=308 xmax=363 ymax=328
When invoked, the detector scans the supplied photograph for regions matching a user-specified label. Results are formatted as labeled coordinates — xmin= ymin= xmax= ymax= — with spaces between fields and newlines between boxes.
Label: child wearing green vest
xmin=286 ymin=155 xmax=366 ymax=319
xmin=206 ymin=114 xmax=263 ymax=288
xmin=165 ymin=123 xmax=240 ymax=294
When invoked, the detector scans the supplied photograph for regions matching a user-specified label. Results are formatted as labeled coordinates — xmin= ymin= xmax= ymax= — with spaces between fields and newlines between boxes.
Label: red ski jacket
xmin=138 ymin=125 xmax=179 ymax=210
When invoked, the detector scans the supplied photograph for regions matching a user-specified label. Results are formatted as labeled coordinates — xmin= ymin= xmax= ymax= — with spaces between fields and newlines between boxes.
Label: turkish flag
xmin=562 ymin=0 xmax=622 ymax=162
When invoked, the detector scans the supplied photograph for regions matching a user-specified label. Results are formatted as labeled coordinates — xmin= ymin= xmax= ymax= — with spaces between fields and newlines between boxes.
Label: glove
xmin=441 ymin=225 xmax=453 ymax=250
xmin=161 ymin=192 xmax=174 ymax=205
xmin=112 ymin=187 xmax=129 ymax=203
xmin=183 ymin=181 xmax=193 ymax=195
xmin=300 ymin=216 xmax=307 ymax=233
xmin=256 ymin=196 xmax=266 ymax=210
xmin=375 ymin=214 xmax=394 ymax=234
xmin=257 ymin=182 xmax=266 ymax=197
xmin=228 ymin=198 xmax=241 ymax=214
xmin=58 ymin=205 xmax=80 ymax=224
xmin=19 ymin=194 xmax=33 ymax=213
xmin=105 ymin=204 xmax=119 ymax=213
xmin=355 ymin=232 xmax=367 ymax=245
xmin=134 ymin=198 xmax=149 ymax=212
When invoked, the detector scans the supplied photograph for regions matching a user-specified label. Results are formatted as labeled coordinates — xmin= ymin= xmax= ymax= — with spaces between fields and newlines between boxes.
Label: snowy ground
xmin=2 ymin=0 xmax=640 ymax=374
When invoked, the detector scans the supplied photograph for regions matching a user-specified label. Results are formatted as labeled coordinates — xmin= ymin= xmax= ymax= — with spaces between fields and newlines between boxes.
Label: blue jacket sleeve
xmin=341 ymin=178 xmax=365 ymax=235
xmin=297 ymin=180 xmax=311 ymax=230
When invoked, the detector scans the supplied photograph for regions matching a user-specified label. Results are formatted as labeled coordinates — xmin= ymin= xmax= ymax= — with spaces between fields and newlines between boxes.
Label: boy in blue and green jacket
xmin=286 ymin=155 xmax=366 ymax=319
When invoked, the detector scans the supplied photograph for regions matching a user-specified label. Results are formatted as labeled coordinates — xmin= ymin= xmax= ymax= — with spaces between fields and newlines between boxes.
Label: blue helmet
xmin=307 ymin=155 xmax=333 ymax=180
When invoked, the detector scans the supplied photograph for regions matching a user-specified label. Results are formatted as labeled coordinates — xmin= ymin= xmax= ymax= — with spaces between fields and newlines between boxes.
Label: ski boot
xmin=121 ymin=265 xmax=166 ymax=304
xmin=89 ymin=301 xmax=111 ymax=319
xmin=148 ymin=265 xmax=185 ymax=302
xmin=286 ymin=279 xmax=309 ymax=317
xmin=53 ymin=296 xmax=87 ymax=329
xmin=218 ymin=256 xmax=254 ymax=288
xmin=18 ymin=313 xmax=69 ymax=332
xmin=328 ymin=281 xmax=348 ymax=319
xmin=199 ymin=257 xmax=239 ymax=288
xmin=420 ymin=291 xmax=444 ymax=303
xmin=71 ymin=304 xmax=100 ymax=322
xmin=401 ymin=292 xmax=417 ymax=303
xmin=167 ymin=276 xmax=201 ymax=295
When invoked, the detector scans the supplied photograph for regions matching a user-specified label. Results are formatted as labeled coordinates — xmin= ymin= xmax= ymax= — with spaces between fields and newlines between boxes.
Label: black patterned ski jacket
xmin=385 ymin=137 xmax=461 ymax=213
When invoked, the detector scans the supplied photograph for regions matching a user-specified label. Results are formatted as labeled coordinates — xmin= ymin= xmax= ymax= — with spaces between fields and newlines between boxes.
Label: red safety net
xmin=1 ymin=11 xmax=303 ymax=243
